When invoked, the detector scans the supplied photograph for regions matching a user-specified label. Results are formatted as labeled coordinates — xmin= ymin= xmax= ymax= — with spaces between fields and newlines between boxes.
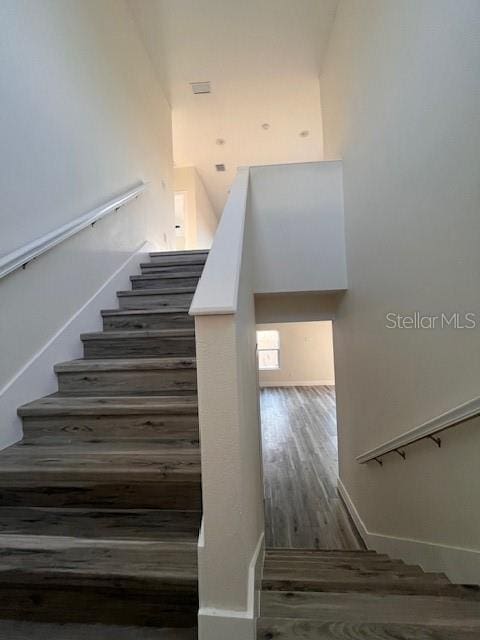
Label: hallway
xmin=260 ymin=386 xmax=364 ymax=549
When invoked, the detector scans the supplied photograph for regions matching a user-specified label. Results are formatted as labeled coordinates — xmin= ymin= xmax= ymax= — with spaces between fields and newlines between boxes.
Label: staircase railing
xmin=0 ymin=182 xmax=146 ymax=280
xmin=190 ymin=167 xmax=265 ymax=639
xmin=356 ymin=395 xmax=480 ymax=464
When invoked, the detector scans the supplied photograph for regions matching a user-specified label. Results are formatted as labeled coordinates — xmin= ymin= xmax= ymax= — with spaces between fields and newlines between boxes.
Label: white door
xmin=174 ymin=192 xmax=186 ymax=250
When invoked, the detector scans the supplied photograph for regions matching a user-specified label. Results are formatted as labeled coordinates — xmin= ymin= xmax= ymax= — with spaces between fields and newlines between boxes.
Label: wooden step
xmin=131 ymin=273 xmax=202 ymax=290
xmin=18 ymin=396 xmax=199 ymax=445
xmin=257 ymin=617 xmax=480 ymax=639
xmin=260 ymin=591 xmax=480 ymax=628
xmin=262 ymin=577 xmax=466 ymax=597
xmin=0 ymin=507 xmax=201 ymax=541
xmin=141 ymin=262 xmax=205 ymax=275
xmin=81 ymin=329 xmax=196 ymax=359
xmin=266 ymin=549 xmax=381 ymax=556
xmin=117 ymin=288 xmax=195 ymax=310
xmin=0 ymin=620 xmax=197 ymax=640
xmin=0 ymin=537 xmax=198 ymax=627
xmin=264 ymin=556 xmax=425 ymax=574
xmin=0 ymin=444 xmax=201 ymax=509
xmin=150 ymin=250 xmax=208 ymax=257
xmin=101 ymin=309 xmax=194 ymax=331
xmin=149 ymin=250 xmax=208 ymax=266
xmin=54 ymin=358 xmax=197 ymax=396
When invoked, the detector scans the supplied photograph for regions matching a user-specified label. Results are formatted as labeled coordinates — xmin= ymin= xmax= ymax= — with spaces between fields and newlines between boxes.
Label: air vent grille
xmin=215 ymin=164 xmax=226 ymax=172
xmin=191 ymin=81 xmax=211 ymax=94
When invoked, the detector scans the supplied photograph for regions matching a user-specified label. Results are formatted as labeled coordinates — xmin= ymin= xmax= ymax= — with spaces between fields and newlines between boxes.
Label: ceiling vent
xmin=191 ymin=81 xmax=211 ymax=94
xmin=215 ymin=164 xmax=226 ymax=172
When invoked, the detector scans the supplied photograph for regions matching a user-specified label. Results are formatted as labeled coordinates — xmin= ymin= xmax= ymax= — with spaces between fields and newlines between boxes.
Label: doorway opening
xmin=174 ymin=191 xmax=186 ymax=250
xmin=257 ymin=320 xmax=363 ymax=550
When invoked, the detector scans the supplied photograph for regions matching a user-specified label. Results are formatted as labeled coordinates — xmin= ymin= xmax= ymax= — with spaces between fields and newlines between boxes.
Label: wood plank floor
xmin=260 ymin=386 xmax=364 ymax=550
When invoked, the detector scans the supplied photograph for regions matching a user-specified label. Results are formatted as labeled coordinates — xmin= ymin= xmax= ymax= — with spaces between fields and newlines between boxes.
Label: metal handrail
xmin=0 ymin=182 xmax=147 ymax=280
xmin=356 ymin=396 xmax=480 ymax=465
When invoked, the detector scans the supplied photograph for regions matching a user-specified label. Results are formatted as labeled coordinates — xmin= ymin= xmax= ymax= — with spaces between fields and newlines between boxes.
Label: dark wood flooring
xmin=260 ymin=386 xmax=364 ymax=550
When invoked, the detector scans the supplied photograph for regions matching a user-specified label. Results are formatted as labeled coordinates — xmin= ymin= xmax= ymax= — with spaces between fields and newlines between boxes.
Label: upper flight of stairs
xmin=0 ymin=249 xmax=208 ymax=632
xmin=257 ymin=549 xmax=480 ymax=639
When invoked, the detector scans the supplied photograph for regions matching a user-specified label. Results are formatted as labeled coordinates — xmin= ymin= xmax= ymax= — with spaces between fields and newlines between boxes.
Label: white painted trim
xmin=0 ymin=241 xmax=154 ymax=450
xmin=198 ymin=531 xmax=264 ymax=640
xmin=259 ymin=380 xmax=335 ymax=388
xmin=338 ymin=478 xmax=480 ymax=584
xmin=356 ymin=395 xmax=480 ymax=463
xmin=0 ymin=182 xmax=147 ymax=280
xmin=197 ymin=517 xmax=205 ymax=549
xmin=190 ymin=168 xmax=249 ymax=316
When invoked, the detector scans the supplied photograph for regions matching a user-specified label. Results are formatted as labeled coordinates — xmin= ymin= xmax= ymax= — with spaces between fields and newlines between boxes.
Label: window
xmin=257 ymin=330 xmax=280 ymax=370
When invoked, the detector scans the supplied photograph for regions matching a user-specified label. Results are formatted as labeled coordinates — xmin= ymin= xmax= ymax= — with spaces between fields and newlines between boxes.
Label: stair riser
xmin=118 ymin=292 xmax=194 ymax=310
xmin=0 ymin=481 xmax=202 ymax=510
xmin=0 ymin=584 xmax=197 ymax=628
xmin=103 ymin=313 xmax=194 ymax=331
xmin=22 ymin=414 xmax=199 ymax=445
xmin=83 ymin=336 xmax=196 ymax=359
xmin=149 ymin=254 xmax=207 ymax=265
xmin=141 ymin=264 xmax=204 ymax=275
xmin=57 ymin=369 xmax=197 ymax=396
xmin=131 ymin=276 xmax=201 ymax=290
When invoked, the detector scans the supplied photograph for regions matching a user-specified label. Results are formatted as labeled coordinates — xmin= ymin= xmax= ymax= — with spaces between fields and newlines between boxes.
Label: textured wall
xmin=321 ymin=0 xmax=480 ymax=579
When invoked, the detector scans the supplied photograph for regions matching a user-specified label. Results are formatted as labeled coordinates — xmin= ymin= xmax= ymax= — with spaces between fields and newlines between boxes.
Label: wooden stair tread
xmin=260 ymin=591 xmax=480 ymax=626
xmin=0 ymin=443 xmax=201 ymax=479
xmin=101 ymin=308 xmax=191 ymax=317
xmin=140 ymin=262 xmax=205 ymax=271
xmin=149 ymin=250 xmax=208 ymax=257
xmin=0 ymin=621 xmax=198 ymax=640
xmin=131 ymin=273 xmax=203 ymax=281
xmin=54 ymin=357 xmax=196 ymax=373
xmin=266 ymin=549 xmax=381 ymax=556
xmin=263 ymin=562 xmax=446 ymax=578
xmin=262 ymin=577 xmax=478 ymax=597
xmin=81 ymin=329 xmax=195 ymax=340
xmin=257 ymin=617 xmax=480 ymax=639
xmin=0 ymin=535 xmax=198 ymax=584
xmin=117 ymin=287 xmax=196 ymax=297
xmin=19 ymin=395 xmax=199 ymax=416
xmin=0 ymin=507 xmax=201 ymax=541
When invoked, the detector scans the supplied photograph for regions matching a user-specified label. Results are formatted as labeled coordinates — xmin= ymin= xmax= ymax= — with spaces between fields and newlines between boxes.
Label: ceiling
xmin=129 ymin=0 xmax=339 ymax=215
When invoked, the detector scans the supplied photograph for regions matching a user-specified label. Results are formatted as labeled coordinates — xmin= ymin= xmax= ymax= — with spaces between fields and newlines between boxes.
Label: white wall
xmin=321 ymin=0 xmax=480 ymax=580
xmin=129 ymin=0 xmax=336 ymax=214
xmin=174 ymin=166 xmax=217 ymax=249
xmin=249 ymin=161 xmax=347 ymax=294
xmin=0 ymin=0 xmax=173 ymax=447
xmin=255 ymin=292 xmax=342 ymax=324
xmin=258 ymin=321 xmax=335 ymax=387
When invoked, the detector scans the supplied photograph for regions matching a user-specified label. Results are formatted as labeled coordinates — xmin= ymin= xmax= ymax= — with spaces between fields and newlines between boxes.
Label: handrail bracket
xmin=428 ymin=435 xmax=442 ymax=448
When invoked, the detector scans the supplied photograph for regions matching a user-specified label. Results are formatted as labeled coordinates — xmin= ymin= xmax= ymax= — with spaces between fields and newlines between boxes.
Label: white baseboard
xmin=198 ymin=531 xmax=265 ymax=640
xmin=338 ymin=478 xmax=480 ymax=584
xmin=259 ymin=380 xmax=335 ymax=388
xmin=0 ymin=241 xmax=154 ymax=450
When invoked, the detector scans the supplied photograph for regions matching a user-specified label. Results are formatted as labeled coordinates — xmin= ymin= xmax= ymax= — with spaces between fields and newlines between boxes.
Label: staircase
xmin=0 ymin=249 xmax=208 ymax=634
xmin=257 ymin=549 xmax=480 ymax=639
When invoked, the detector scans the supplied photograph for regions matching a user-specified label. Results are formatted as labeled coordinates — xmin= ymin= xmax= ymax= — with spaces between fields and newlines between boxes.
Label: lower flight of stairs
xmin=257 ymin=549 xmax=480 ymax=639
xmin=0 ymin=249 xmax=208 ymax=631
